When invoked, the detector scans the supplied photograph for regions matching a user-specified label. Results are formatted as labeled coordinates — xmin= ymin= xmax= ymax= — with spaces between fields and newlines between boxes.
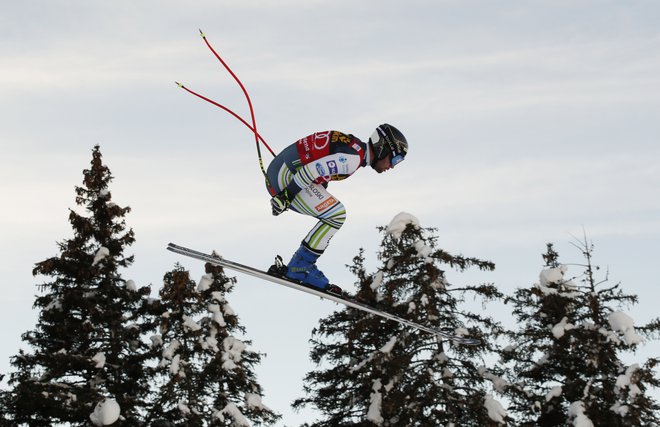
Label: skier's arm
xmin=283 ymin=151 xmax=362 ymax=199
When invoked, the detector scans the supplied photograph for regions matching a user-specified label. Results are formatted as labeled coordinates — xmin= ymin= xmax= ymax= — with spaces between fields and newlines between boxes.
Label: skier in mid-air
xmin=172 ymin=36 xmax=479 ymax=344
xmin=266 ymin=124 xmax=408 ymax=295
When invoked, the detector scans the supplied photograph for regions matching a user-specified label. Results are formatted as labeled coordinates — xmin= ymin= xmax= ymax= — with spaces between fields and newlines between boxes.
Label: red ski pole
xmin=176 ymin=30 xmax=277 ymax=190
xmin=198 ymin=29 xmax=274 ymax=187
xmin=175 ymin=81 xmax=273 ymax=155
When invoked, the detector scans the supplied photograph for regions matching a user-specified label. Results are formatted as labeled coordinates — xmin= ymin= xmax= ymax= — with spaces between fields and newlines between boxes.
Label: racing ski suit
xmin=266 ymin=130 xmax=370 ymax=255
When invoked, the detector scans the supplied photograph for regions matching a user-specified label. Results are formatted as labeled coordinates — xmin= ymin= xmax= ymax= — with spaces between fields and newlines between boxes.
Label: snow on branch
xmin=608 ymin=311 xmax=643 ymax=345
xmin=484 ymin=394 xmax=507 ymax=424
xmin=386 ymin=212 xmax=421 ymax=239
xmin=367 ymin=379 xmax=385 ymax=425
xmin=215 ymin=402 xmax=251 ymax=426
xmin=89 ymin=398 xmax=120 ymax=426
xmin=92 ymin=247 xmax=110 ymax=266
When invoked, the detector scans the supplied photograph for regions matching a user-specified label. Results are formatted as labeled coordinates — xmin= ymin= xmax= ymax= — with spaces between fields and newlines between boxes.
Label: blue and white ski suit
xmin=266 ymin=130 xmax=370 ymax=255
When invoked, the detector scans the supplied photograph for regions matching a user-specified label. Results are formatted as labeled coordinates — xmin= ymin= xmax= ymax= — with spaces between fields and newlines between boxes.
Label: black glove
xmin=270 ymin=190 xmax=291 ymax=216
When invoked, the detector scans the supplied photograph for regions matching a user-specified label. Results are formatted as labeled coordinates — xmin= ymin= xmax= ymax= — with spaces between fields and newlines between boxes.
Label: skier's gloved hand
xmin=270 ymin=190 xmax=291 ymax=216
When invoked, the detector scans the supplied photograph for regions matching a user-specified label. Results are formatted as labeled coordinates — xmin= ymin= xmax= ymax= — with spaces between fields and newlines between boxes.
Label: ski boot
xmin=268 ymin=245 xmax=345 ymax=296
xmin=286 ymin=245 xmax=346 ymax=295
xmin=286 ymin=245 xmax=330 ymax=288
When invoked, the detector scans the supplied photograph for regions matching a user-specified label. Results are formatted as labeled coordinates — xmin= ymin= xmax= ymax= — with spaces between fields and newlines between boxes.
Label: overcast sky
xmin=2 ymin=1 xmax=659 ymax=425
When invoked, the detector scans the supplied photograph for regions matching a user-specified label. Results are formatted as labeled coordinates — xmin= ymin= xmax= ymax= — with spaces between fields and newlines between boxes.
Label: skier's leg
xmin=286 ymin=184 xmax=346 ymax=289
xmin=294 ymin=196 xmax=346 ymax=255
xmin=267 ymin=161 xmax=347 ymax=251
xmin=266 ymin=162 xmax=345 ymax=290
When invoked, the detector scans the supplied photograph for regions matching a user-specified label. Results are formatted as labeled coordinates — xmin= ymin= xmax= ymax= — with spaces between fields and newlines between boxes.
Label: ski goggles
xmin=391 ymin=153 xmax=405 ymax=166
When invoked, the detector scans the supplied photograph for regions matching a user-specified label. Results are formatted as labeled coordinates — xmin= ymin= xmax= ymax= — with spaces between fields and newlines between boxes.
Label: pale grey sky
xmin=2 ymin=1 xmax=659 ymax=425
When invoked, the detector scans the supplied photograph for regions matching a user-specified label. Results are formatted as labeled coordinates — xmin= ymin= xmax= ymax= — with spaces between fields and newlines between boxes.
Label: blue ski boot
xmin=286 ymin=245 xmax=330 ymax=290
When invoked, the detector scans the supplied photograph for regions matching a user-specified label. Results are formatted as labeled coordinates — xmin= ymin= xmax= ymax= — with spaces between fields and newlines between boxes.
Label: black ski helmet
xmin=369 ymin=123 xmax=408 ymax=166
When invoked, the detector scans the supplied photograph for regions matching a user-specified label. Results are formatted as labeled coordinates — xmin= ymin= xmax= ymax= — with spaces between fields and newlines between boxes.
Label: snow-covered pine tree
xmin=147 ymin=262 xmax=279 ymax=426
xmin=0 ymin=146 xmax=158 ymax=426
xmin=294 ymin=213 xmax=508 ymax=426
xmin=501 ymin=241 xmax=660 ymax=426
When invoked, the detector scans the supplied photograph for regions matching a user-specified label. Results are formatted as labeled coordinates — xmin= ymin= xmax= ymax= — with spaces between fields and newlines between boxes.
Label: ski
xmin=166 ymin=243 xmax=480 ymax=346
